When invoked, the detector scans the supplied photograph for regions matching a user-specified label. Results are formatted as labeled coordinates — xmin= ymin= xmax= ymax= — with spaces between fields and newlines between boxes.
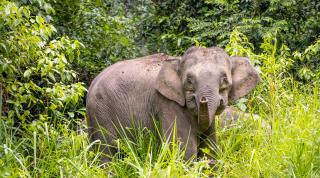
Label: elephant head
xmin=155 ymin=46 xmax=261 ymax=132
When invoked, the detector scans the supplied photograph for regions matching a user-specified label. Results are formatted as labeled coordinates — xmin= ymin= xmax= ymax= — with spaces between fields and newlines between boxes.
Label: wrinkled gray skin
xmin=86 ymin=46 xmax=261 ymax=161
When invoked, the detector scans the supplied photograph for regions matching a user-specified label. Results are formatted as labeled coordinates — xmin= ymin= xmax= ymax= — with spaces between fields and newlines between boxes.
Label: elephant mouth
xmin=215 ymin=105 xmax=226 ymax=115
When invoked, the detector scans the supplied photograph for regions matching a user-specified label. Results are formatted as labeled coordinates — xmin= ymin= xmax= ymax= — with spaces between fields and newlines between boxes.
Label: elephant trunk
xmin=198 ymin=97 xmax=211 ymax=131
xmin=198 ymin=96 xmax=217 ymax=143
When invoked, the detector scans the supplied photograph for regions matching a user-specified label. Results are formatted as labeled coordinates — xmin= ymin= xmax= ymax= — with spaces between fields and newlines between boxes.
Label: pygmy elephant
xmin=86 ymin=46 xmax=261 ymax=161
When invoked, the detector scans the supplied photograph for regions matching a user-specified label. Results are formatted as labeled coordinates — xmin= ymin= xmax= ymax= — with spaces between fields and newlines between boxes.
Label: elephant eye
xmin=186 ymin=74 xmax=194 ymax=85
xmin=185 ymin=74 xmax=196 ymax=91
xmin=187 ymin=77 xmax=193 ymax=84
xmin=220 ymin=74 xmax=228 ymax=85
xmin=220 ymin=74 xmax=229 ymax=91
xmin=222 ymin=77 xmax=228 ymax=85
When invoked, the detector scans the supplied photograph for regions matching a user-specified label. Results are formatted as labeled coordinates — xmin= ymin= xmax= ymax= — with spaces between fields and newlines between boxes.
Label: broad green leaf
xmin=68 ymin=112 xmax=74 ymax=118
xmin=36 ymin=16 xmax=44 ymax=25
xmin=23 ymin=69 xmax=32 ymax=78
xmin=48 ymin=72 xmax=56 ymax=82
xmin=23 ymin=7 xmax=30 ymax=18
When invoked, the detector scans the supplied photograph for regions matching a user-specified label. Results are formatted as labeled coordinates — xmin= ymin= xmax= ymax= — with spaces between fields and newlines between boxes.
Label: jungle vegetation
xmin=0 ymin=0 xmax=319 ymax=177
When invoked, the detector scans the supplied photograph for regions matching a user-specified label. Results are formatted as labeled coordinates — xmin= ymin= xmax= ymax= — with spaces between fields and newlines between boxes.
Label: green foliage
xmin=293 ymin=39 xmax=320 ymax=84
xmin=186 ymin=0 xmax=319 ymax=50
xmin=140 ymin=0 xmax=320 ymax=81
xmin=214 ymin=87 xmax=320 ymax=177
xmin=0 ymin=120 xmax=105 ymax=177
xmin=138 ymin=0 xmax=204 ymax=55
xmin=17 ymin=0 xmax=142 ymax=83
xmin=49 ymin=1 xmax=141 ymax=82
xmin=0 ymin=1 xmax=86 ymax=126
xmin=213 ymin=30 xmax=320 ymax=177
xmin=226 ymin=30 xmax=319 ymax=88
xmin=107 ymin=121 xmax=211 ymax=177
xmin=0 ymin=0 xmax=319 ymax=177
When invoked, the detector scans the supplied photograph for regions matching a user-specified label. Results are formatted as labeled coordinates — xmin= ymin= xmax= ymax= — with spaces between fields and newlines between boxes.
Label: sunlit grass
xmin=107 ymin=120 xmax=211 ymax=178
xmin=0 ymin=120 xmax=106 ymax=177
xmin=1 ymin=76 xmax=319 ymax=177
xmin=213 ymin=84 xmax=320 ymax=177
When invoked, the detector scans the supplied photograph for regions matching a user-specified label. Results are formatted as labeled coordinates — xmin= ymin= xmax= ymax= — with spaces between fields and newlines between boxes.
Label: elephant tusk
xmin=198 ymin=97 xmax=211 ymax=132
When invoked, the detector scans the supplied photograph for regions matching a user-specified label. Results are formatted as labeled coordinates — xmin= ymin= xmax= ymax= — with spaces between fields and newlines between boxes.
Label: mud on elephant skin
xmin=86 ymin=46 xmax=261 ymax=161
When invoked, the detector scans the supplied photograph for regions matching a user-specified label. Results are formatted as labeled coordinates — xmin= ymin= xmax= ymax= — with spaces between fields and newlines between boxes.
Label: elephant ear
xmin=229 ymin=56 xmax=261 ymax=101
xmin=155 ymin=58 xmax=185 ymax=106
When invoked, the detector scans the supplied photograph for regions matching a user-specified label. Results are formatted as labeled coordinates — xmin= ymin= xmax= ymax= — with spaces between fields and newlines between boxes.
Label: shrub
xmin=0 ymin=1 xmax=86 ymax=127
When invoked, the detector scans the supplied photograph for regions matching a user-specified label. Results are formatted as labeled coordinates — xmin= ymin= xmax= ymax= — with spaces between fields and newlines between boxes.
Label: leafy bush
xmin=0 ymin=1 xmax=319 ymax=177
xmin=138 ymin=0 xmax=320 ymax=82
xmin=50 ymin=1 xmax=141 ymax=82
xmin=293 ymin=39 xmax=320 ymax=84
xmin=226 ymin=30 xmax=319 ymax=88
xmin=0 ymin=1 xmax=86 ymax=126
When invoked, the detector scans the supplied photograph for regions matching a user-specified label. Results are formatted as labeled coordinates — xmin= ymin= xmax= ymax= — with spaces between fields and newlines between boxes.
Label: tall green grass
xmin=107 ymin=120 xmax=212 ymax=178
xmin=214 ymin=85 xmax=320 ymax=177
xmin=0 ymin=119 xmax=106 ymax=177
xmin=1 ymin=83 xmax=319 ymax=177
xmin=1 ymin=30 xmax=319 ymax=177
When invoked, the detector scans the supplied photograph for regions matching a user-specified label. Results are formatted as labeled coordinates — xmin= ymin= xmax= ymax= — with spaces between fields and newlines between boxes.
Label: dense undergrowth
xmin=1 ymin=1 xmax=320 ymax=177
